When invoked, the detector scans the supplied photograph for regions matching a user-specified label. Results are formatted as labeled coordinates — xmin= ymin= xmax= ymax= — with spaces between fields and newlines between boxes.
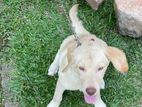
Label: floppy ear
xmin=106 ymin=46 xmax=129 ymax=73
xmin=62 ymin=48 xmax=74 ymax=72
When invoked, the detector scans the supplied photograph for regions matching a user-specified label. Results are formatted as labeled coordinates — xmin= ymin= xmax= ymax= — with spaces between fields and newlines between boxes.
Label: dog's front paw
xmin=95 ymin=99 xmax=106 ymax=107
xmin=48 ymin=64 xmax=59 ymax=76
xmin=47 ymin=100 xmax=60 ymax=107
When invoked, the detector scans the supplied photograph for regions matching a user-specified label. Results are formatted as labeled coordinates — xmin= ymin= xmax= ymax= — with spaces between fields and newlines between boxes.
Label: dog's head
xmin=65 ymin=36 xmax=128 ymax=104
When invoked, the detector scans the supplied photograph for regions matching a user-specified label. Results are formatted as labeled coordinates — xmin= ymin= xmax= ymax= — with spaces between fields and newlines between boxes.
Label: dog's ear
xmin=106 ymin=46 xmax=129 ymax=73
xmin=62 ymin=48 xmax=74 ymax=72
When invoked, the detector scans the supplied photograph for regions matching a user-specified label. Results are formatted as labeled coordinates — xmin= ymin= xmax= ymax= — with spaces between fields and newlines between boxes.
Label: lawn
xmin=1 ymin=0 xmax=142 ymax=107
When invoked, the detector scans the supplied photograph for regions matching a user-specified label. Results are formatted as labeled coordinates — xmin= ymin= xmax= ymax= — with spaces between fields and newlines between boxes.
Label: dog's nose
xmin=86 ymin=87 xmax=96 ymax=96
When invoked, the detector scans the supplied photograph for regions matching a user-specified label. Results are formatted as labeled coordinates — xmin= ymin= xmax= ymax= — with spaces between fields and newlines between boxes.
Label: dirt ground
xmin=0 ymin=65 xmax=19 ymax=107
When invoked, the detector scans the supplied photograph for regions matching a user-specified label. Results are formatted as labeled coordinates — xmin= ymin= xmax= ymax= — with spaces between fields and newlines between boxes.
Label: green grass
xmin=1 ymin=0 xmax=142 ymax=107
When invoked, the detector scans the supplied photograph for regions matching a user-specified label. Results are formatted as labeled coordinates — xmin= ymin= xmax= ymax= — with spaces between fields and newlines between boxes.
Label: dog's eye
xmin=79 ymin=66 xmax=85 ymax=71
xmin=98 ymin=67 xmax=104 ymax=71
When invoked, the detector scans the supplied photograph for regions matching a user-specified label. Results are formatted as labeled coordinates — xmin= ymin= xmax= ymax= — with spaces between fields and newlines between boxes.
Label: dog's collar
xmin=75 ymin=37 xmax=96 ymax=48
xmin=76 ymin=40 xmax=82 ymax=47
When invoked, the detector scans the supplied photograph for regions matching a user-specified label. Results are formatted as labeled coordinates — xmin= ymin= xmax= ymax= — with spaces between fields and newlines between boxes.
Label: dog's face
xmin=76 ymin=48 xmax=109 ymax=90
xmin=72 ymin=39 xmax=109 ymax=104
xmin=66 ymin=36 xmax=128 ymax=104
xmin=76 ymin=47 xmax=109 ymax=104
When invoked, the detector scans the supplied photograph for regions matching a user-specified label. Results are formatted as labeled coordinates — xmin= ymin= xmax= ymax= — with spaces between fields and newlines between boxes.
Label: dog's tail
xmin=69 ymin=4 xmax=90 ymax=36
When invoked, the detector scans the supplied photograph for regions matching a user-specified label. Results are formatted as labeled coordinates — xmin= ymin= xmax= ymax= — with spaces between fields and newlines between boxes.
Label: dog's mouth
xmin=84 ymin=95 xmax=96 ymax=104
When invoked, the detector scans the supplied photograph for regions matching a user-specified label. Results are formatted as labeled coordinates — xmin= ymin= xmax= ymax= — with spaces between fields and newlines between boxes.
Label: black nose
xmin=86 ymin=87 xmax=96 ymax=96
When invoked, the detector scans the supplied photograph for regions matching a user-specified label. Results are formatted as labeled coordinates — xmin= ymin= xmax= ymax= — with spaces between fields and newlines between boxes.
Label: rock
xmin=114 ymin=0 xmax=142 ymax=37
xmin=86 ymin=0 xmax=104 ymax=10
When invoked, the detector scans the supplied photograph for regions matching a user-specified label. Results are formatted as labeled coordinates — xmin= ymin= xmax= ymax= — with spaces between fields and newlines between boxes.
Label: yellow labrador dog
xmin=47 ymin=4 xmax=128 ymax=107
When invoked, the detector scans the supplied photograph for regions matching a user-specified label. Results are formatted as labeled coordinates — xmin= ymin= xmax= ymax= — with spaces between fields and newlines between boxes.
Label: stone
xmin=114 ymin=0 xmax=142 ymax=37
xmin=86 ymin=0 xmax=104 ymax=10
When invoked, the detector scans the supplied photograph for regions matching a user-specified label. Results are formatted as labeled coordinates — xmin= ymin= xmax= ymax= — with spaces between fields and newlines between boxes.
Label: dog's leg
xmin=47 ymin=80 xmax=65 ymax=107
xmin=94 ymin=100 xmax=106 ymax=107
xmin=94 ymin=94 xmax=106 ymax=107
xmin=100 ymin=79 xmax=105 ymax=89
xmin=48 ymin=51 xmax=60 ymax=76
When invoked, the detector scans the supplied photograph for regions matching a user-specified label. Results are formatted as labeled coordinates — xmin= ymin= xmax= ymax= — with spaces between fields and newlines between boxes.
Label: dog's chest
xmin=59 ymin=70 xmax=82 ymax=91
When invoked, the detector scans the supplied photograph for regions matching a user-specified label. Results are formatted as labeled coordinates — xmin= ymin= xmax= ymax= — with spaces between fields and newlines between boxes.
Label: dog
xmin=47 ymin=4 xmax=128 ymax=107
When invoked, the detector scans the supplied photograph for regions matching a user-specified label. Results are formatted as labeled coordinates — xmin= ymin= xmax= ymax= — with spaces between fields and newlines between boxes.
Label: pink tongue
xmin=84 ymin=95 xmax=96 ymax=104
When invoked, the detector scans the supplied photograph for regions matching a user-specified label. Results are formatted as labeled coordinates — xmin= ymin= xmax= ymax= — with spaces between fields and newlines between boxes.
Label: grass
xmin=1 ymin=0 xmax=142 ymax=107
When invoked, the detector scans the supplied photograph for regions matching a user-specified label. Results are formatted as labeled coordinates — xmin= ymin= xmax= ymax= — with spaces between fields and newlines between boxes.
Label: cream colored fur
xmin=47 ymin=4 xmax=128 ymax=107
